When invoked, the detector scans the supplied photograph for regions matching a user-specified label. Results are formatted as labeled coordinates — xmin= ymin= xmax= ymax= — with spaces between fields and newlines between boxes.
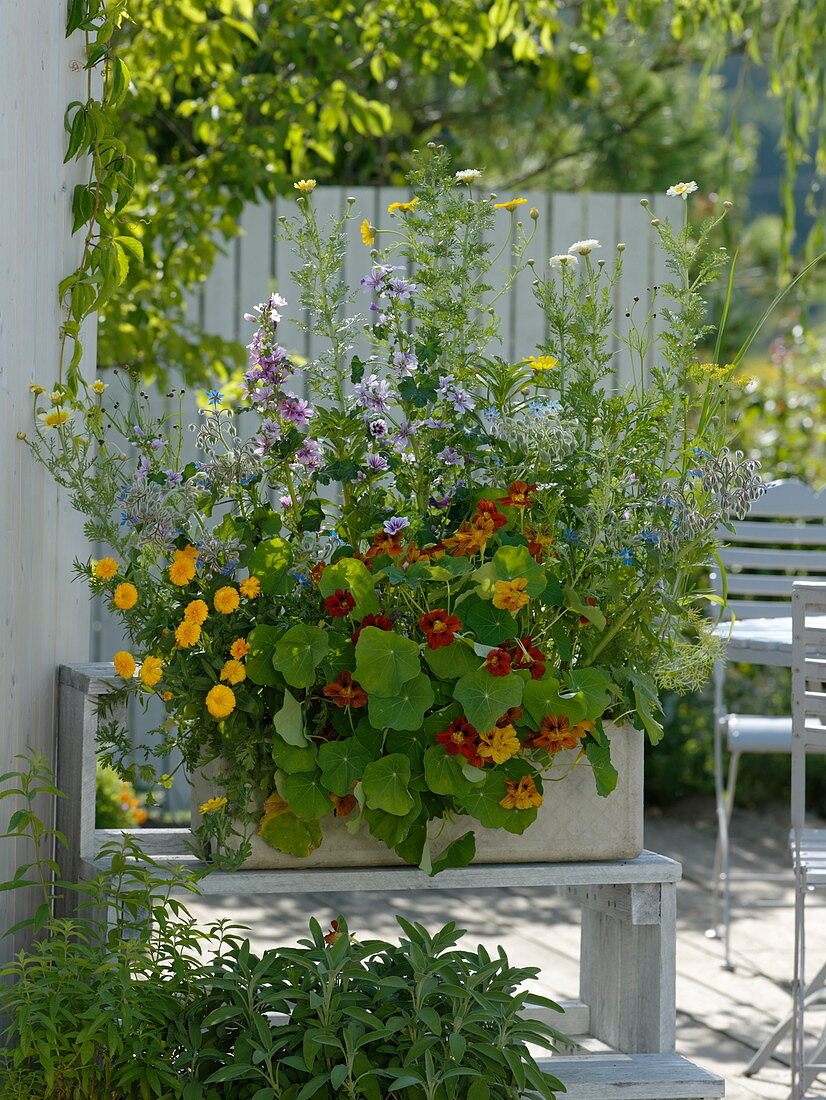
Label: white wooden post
xmin=0 ymin=6 xmax=94 ymax=955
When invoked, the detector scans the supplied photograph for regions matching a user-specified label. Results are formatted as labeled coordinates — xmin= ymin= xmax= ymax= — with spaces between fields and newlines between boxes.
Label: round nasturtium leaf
xmin=272 ymin=624 xmax=329 ymax=689
xmin=424 ymin=640 xmax=482 ymax=680
xmin=259 ymin=807 xmax=322 ymax=857
xmin=318 ymin=556 xmax=379 ymax=618
xmin=453 ymin=668 xmax=523 ymax=732
xmin=246 ymin=537 xmax=293 ymax=596
xmin=367 ymin=674 xmax=435 ymax=731
xmin=423 ymin=745 xmax=474 ymax=797
xmin=361 ymin=754 xmax=415 ymax=816
xmin=521 ymin=675 xmax=585 ymax=726
xmin=245 ymin=624 xmax=283 ymax=687
xmin=462 ymin=599 xmax=516 ymax=646
xmin=354 ymin=627 xmax=420 ymax=697
xmin=317 ymin=738 xmax=374 ymax=796
xmin=281 ymin=770 xmax=332 ymax=820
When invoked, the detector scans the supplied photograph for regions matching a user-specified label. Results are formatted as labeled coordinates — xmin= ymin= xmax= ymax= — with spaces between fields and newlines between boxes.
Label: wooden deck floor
xmin=186 ymin=797 xmax=825 ymax=1100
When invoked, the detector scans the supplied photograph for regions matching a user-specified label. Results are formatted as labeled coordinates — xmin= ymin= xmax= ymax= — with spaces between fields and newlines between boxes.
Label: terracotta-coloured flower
xmin=497 ymin=480 xmax=538 ymax=508
xmin=509 ymin=638 xmax=546 ymax=680
xmin=366 ymin=531 xmax=405 ymax=561
xmin=330 ymin=791 xmax=357 ymax=817
xmin=484 ymin=648 xmax=512 ymax=677
xmin=324 ymin=919 xmax=341 ymax=945
xmin=322 ymin=671 xmax=367 ymax=708
xmin=351 ymin=613 xmax=393 ymax=646
xmin=435 ymin=718 xmax=484 ymax=767
xmin=324 ymin=589 xmax=356 ymax=617
xmin=419 ymin=609 xmax=462 ymax=649
xmin=525 ymin=525 xmax=556 ymax=564
xmin=497 ymin=706 xmax=524 ymax=728
xmin=532 ymin=714 xmax=594 ymax=753
xmin=475 ymin=499 xmax=507 ymax=530
xmin=492 ymin=577 xmax=530 ymax=612
xmin=500 ymin=774 xmax=543 ymax=810
xmin=477 ymin=723 xmax=521 ymax=765
xmin=310 ymin=561 xmax=327 ymax=585
xmin=442 ymin=521 xmax=490 ymax=557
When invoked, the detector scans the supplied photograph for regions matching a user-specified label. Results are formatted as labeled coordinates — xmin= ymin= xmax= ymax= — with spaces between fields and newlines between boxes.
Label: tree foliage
xmin=98 ymin=0 xmax=825 ymax=381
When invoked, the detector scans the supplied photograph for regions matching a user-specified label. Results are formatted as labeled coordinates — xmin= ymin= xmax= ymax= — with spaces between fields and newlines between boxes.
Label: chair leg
xmin=745 ymin=966 xmax=826 ymax=1077
xmin=709 ymin=723 xmax=740 ymax=970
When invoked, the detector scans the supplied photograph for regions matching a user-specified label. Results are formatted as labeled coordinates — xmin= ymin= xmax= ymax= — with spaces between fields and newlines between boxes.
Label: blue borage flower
xmin=619 ymin=548 xmax=634 ymax=565
xmin=562 ymin=528 xmax=580 ymax=543
xmin=206 ymin=390 xmax=223 ymax=406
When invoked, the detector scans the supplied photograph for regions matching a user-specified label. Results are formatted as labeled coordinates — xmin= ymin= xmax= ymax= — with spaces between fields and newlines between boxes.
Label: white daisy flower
xmin=567 ymin=239 xmax=601 ymax=255
xmin=548 ymin=253 xmax=579 ymax=268
xmin=666 ymin=181 xmax=698 ymax=200
xmin=455 ymin=169 xmax=482 ymax=183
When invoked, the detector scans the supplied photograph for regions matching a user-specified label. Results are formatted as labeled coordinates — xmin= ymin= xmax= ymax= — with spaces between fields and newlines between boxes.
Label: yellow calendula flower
xmin=41 ymin=410 xmax=70 ymax=428
xmin=230 ymin=638 xmax=250 ymax=660
xmin=206 ymin=684 xmax=236 ymax=719
xmin=500 ymin=774 xmax=543 ymax=810
xmin=139 ymin=656 xmax=163 ymax=687
xmin=493 ymin=198 xmax=527 ymax=211
xmin=91 ymin=380 xmax=108 ymax=394
xmin=179 ymin=544 xmax=199 ymax=560
xmin=161 ymin=690 xmax=173 ymax=702
xmin=478 ymin=724 xmax=521 ymax=765
xmin=360 ymin=219 xmax=375 ymax=246
xmin=169 ymin=557 xmax=196 ymax=586
xmin=175 ymin=620 xmax=201 ymax=648
xmin=239 ymin=576 xmax=261 ymax=599
xmin=199 ymin=796 xmax=228 ymax=814
xmin=492 ymin=577 xmax=530 ymax=612
xmin=113 ymin=651 xmax=136 ymax=679
xmin=387 ymin=198 xmax=420 ymax=214
xmin=214 ymin=586 xmax=240 ymax=614
xmin=294 ymin=179 xmax=317 ymax=194
xmin=220 ymin=659 xmax=247 ymax=685
xmin=93 ymin=557 xmax=120 ymax=580
xmin=184 ymin=599 xmax=209 ymax=624
xmin=29 ymin=384 xmax=46 ymax=395
xmin=113 ymin=582 xmax=138 ymax=610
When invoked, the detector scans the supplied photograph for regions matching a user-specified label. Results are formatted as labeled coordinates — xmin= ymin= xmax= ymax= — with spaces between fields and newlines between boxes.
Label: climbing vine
xmin=60 ymin=0 xmax=136 ymax=395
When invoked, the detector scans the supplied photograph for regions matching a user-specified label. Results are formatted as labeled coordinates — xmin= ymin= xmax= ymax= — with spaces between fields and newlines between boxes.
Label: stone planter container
xmin=191 ymin=723 xmax=643 ymax=869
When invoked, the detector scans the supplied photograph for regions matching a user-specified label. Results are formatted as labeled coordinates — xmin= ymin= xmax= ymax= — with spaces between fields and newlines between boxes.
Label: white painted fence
xmin=0 ymin=9 xmax=94 ymax=953
xmin=93 ymin=187 xmax=671 ymax=809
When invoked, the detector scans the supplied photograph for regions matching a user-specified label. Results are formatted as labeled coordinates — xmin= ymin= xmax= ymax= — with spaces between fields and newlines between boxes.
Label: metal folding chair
xmin=708 ymin=480 xmax=826 ymax=969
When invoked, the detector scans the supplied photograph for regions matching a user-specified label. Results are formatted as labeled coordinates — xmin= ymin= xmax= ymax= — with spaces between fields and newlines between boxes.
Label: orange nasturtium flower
xmin=175 ymin=620 xmax=201 ymax=648
xmin=220 ymin=659 xmax=247 ymax=685
xmin=419 ymin=609 xmax=462 ymax=649
xmin=230 ymin=638 xmax=250 ymax=660
xmin=500 ymin=774 xmax=543 ymax=810
xmin=214 ymin=586 xmax=240 ymax=614
xmin=532 ymin=714 xmax=594 ymax=753
xmin=206 ymin=684 xmax=236 ymax=719
xmin=492 ymin=578 xmax=530 ymax=612
xmin=330 ymin=791 xmax=357 ymax=817
xmin=113 ymin=651 xmax=136 ymax=679
xmin=239 ymin=576 xmax=261 ymax=598
xmin=322 ymin=671 xmax=368 ymax=709
xmin=498 ymin=480 xmax=538 ymax=508
xmin=113 ymin=582 xmax=138 ymax=610
xmin=139 ymin=656 xmax=163 ymax=687
xmin=93 ymin=557 xmax=119 ymax=579
xmin=184 ymin=599 xmax=209 ymax=624
xmin=477 ymin=723 xmax=521 ymax=765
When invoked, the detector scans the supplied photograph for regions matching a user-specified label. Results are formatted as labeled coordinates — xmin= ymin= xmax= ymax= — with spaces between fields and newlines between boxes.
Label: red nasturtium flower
xmin=435 ymin=718 xmax=484 ymax=767
xmin=476 ymin=499 xmax=508 ymax=530
xmin=484 ymin=648 xmax=512 ymax=677
xmin=324 ymin=589 xmax=356 ymax=617
xmin=322 ymin=670 xmax=368 ymax=708
xmin=419 ymin=609 xmax=462 ymax=649
xmin=532 ymin=714 xmax=594 ymax=752
xmin=351 ymin=613 xmax=393 ymax=646
xmin=498 ymin=480 xmax=538 ymax=508
xmin=324 ymin=919 xmax=341 ymax=945
xmin=579 ymin=596 xmax=598 ymax=625
xmin=508 ymin=637 xmax=546 ymax=680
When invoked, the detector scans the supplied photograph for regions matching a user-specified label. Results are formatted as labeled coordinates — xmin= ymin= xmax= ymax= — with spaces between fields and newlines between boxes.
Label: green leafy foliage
xmin=453 ymin=669 xmax=523 ymax=732
xmin=354 ymin=628 xmax=420 ymax=697
xmin=273 ymin=624 xmax=330 ymax=689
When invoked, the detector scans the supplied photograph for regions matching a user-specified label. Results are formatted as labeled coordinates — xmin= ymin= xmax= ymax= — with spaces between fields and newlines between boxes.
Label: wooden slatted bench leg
xmin=563 ymin=880 xmax=677 ymax=1054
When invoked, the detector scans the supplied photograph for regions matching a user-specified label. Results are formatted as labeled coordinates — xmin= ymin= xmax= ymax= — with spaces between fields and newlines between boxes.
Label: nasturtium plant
xmin=31 ymin=148 xmax=766 ymax=871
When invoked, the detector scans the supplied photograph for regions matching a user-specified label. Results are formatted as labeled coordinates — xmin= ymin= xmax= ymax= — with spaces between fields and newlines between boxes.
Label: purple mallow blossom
xmin=360 ymin=265 xmax=401 ymax=293
xmin=354 ymin=374 xmax=393 ymax=413
xmin=393 ymin=350 xmax=417 ymax=377
xmin=436 ymin=374 xmax=476 ymax=414
xmin=384 ymin=277 xmax=418 ymax=300
xmin=391 ymin=421 xmax=416 ymax=451
xmin=438 ymin=446 xmax=464 ymax=467
xmin=366 ymin=453 xmax=390 ymax=473
xmin=279 ymin=494 xmax=293 ymax=510
xmin=383 ymin=516 xmax=410 ymax=535
xmin=277 ymin=392 xmax=314 ymax=427
xmin=165 ymin=470 xmax=183 ymax=486
xmin=293 ymin=438 xmax=323 ymax=469
xmin=368 ymin=419 xmax=388 ymax=438
xmin=251 ymin=419 xmax=282 ymax=455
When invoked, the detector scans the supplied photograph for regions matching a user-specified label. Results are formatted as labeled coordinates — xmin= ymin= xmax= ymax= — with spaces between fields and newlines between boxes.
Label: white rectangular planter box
xmin=191 ymin=723 xmax=643 ymax=870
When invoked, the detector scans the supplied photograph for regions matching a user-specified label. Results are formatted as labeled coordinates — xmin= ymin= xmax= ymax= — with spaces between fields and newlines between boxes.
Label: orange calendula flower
xmin=113 ymin=651 xmax=136 ymax=679
xmin=239 ymin=576 xmax=261 ymax=598
xmin=161 ymin=691 xmax=173 ymax=702
xmin=532 ymin=714 xmax=594 ymax=753
xmin=206 ymin=684 xmax=236 ymax=719
xmin=93 ymin=557 xmax=119 ymax=579
xmin=322 ymin=670 xmax=368 ymax=708
xmin=478 ymin=723 xmax=521 ymax=765
xmin=184 ymin=599 xmax=209 ymax=624
xmin=492 ymin=577 xmax=530 ymax=612
xmin=113 ymin=582 xmax=138 ymax=610
xmin=500 ymin=774 xmax=543 ymax=810
xmin=175 ymin=620 xmax=201 ymax=648
xmin=419 ymin=609 xmax=462 ymax=649
xmin=498 ymin=480 xmax=538 ymax=508
xmin=230 ymin=638 xmax=250 ymax=660
xmin=494 ymin=198 xmax=527 ymax=211
xmin=169 ymin=557 xmax=196 ymax=586
xmin=214 ymin=586 xmax=240 ymax=614
xmin=139 ymin=656 xmax=163 ymax=687
xmin=360 ymin=219 xmax=375 ymax=245
xmin=220 ymin=659 xmax=247 ymax=685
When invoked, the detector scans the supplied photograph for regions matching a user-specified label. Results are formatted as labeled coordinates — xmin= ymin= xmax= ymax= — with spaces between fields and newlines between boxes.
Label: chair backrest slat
xmin=792 ymin=581 xmax=826 ymax=832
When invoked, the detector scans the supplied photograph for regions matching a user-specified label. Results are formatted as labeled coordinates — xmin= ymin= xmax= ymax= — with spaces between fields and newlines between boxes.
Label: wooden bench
xmin=57 ymin=663 xmax=724 ymax=1100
